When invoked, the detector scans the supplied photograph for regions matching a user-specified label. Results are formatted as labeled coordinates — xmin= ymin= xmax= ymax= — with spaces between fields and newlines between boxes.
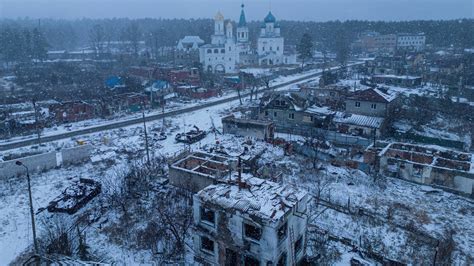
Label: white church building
xmin=200 ymin=5 xmax=297 ymax=74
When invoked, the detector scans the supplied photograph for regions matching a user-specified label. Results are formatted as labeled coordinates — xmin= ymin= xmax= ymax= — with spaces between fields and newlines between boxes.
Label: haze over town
xmin=1 ymin=0 xmax=473 ymax=20
xmin=0 ymin=0 xmax=473 ymax=265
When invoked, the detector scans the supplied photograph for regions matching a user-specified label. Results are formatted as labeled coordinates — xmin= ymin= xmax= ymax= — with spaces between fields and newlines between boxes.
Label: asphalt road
xmin=0 ymin=65 xmax=353 ymax=151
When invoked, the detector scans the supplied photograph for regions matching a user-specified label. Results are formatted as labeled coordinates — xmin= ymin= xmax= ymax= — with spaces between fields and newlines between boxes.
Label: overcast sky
xmin=0 ymin=0 xmax=472 ymax=21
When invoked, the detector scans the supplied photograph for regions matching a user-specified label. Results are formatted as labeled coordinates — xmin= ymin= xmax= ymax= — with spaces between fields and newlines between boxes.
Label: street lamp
xmin=15 ymin=161 xmax=38 ymax=255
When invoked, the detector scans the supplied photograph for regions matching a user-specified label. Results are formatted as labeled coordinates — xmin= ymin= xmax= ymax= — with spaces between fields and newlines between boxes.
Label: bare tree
xmin=154 ymin=189 xmax=193 ymax=259
xmin=122 ymin=22 xmax=142 ymax=56
xmin=89 ymin=24 xmax=105 ymax=58
xmin=40 ymin=215 xmax=74 ymax=256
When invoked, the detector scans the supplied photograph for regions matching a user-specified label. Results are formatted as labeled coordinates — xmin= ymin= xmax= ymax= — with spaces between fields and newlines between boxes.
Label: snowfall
xmin=1 ymin=65 xmax=473 ymax=265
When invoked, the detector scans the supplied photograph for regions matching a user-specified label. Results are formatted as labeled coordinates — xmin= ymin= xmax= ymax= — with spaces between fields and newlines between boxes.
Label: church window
xmin=221 ymin=49 xmax=225 ymax=53
xmin=207 ymin=49 xmax=212 ymax=54
xmin=214 ymin=49 xmax=219 ymax=53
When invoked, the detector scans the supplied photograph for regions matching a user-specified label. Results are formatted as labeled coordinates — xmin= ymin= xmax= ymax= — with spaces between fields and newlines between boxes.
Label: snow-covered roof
xmin=47 ymin=50 xmax=66 ymax=54
xmin=222 ymin=115 xmax=273 ymax=127
xmin=305 ymin=105 xmax=335 ymax=116
xmin=374 ymin=88 xmax=398 ymax=102
xmin=195 ymin=176 xmax=308 ymax=222
xmin=179 ymin=36 xmax=204 ymax=44
xmin=261 ymin=91 xmax=308 ymax=111
xmin=348 ymin=88 xmax=397 ymax=103
xmin=373 ymin=74 xmax=422 ymax=80
xmin=144 ymin=80 xmax=170 ymax=92
xmin=177 ymin=36 xmax=205 ymax=50
xmin=202 ymin=135 xmax=269 ymax=163
xmin=334 ymin=112 xmax=384 ymax=128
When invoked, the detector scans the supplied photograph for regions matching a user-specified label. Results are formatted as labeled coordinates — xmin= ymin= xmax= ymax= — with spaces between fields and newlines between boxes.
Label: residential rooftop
xmin=334 ymin=112 xmax=385 ymax=128
xmin=195 ymin=176 xmax=308 ymax=222
xmin=347 ymin=88 xmax=397 ymax=103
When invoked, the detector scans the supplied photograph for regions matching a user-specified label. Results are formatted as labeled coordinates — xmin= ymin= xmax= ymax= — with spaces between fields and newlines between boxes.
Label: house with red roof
xmin=344 ymin=88 xmax=398 ymax=118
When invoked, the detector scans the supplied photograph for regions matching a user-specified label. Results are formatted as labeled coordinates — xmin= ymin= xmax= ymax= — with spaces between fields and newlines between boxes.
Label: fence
xmin=394 ymin=131 xmax=466 ymax=150
xmin=0 ymin=144 xmax=92 ymax=179
xmin=276 ymin=125 xmax=371 ymax=147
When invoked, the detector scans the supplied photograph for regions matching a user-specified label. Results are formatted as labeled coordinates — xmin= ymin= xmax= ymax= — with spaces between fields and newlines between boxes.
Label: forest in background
xmin=0 ymin=18 xmax=473 ymax=56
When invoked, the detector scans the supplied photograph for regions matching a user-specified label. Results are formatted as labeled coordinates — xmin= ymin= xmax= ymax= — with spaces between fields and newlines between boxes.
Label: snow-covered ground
xmin=0 ymin=66 xmax=326 ymax=147
xmin=0 ymin=69 xmax=322 ymax=264
xmin=269 ymin=144 xmax=474 ymax=264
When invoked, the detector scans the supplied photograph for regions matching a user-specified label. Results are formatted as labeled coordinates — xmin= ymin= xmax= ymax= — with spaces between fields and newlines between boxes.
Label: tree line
xmin=0 ymin=26 xmax=49 ymax=64
xmin=0 ymin=18 xmax=472 ymax=61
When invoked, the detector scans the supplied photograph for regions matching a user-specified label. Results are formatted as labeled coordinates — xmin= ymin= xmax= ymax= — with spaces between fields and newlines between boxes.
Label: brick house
xmin=49 ymin=101 xmax=95 ymax=123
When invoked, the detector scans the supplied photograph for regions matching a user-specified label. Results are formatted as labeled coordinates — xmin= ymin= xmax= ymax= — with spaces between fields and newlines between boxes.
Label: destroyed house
xmin=344 ymin=88 xmax=397 ymax=117
xmin=378 ymin=143 xmax=474 ymax=197
xmin=175 ymin=85 xmax=220 ymax=99
xmin=311 ymin=85 xmax=349 ymax=109
xmin=222 ymin=115 xmax=275 ymax=141
xmin=371 ymin=74 xmax=422 ymax=88
xmin=49 ymin=101 xmax=95 ymax=123
xmin=106 ymin=93 xmax=149 ymax=113
xmin=169 ymin=152 xmax=237 ymax=192
xmin=365 ymin=56 xmax=408 ymax=76
xmin=258 ymin=91 xmax=338 ymax=135
xmin=193 ymin=177 xmax=309 ymax=265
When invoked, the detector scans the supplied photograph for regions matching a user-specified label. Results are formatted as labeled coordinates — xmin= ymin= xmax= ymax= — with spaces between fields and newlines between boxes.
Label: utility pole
xmin=15 ymin=161 xmax=38 ymax=256
xmin=373 ymin=128 xmax=376 ymax=146
xmin=32 ymin=99 xmax=41 ymax=145
xmin=238 ymin=72 xmax=244 ymax=105
xmin=141 ymin=101 xmax=150 ymax=165
xmin=162 ymin=100 xmax=165 ymax=130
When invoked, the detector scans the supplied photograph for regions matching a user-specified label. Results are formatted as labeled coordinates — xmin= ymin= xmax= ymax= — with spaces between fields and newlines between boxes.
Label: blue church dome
xmin=264 ymin=11 xmax=276 ymax=23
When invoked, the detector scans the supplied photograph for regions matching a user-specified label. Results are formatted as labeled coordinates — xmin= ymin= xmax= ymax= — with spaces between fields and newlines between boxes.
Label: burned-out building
xmin=175 ymin=85 xmax=220 ymax=99
xmin=364 ymin=55 xmax=408 ymax=76
xmin=378 ymin=143 xmax=474 ymax=197
xmin=371 ymin=74 xmax=422 ymax=88
xmin=222 ymin=115 xmax=275 ymax=141
xmin=193 ymin=176 xmax=309 ymax=265
xmin=49 ymin=101 xmax=95 ymax=123
xmin=169 ymin=151 xmax=237 ymax=192
xmin=311 ymin=85 xmax=350 ymax=109
xmin=258 ymin=92 xmax=335 ymax=132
